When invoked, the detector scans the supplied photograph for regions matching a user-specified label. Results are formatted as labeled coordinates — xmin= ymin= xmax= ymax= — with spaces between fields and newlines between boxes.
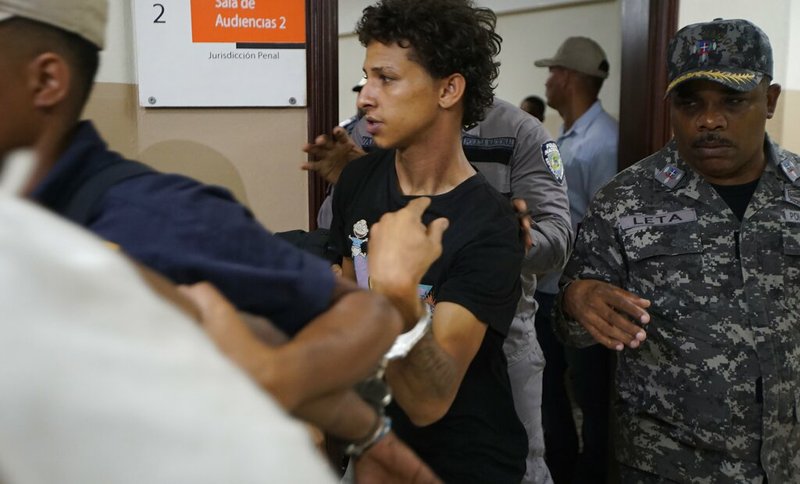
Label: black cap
xmin=666 ymin=18 xmax=773 ymax=95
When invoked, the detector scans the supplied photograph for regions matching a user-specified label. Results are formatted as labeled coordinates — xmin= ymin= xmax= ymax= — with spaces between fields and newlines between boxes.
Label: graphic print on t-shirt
xmin=418 ymin=284 xmax=436 ymax=310
xmin=349 ymin=220 xmax=436 ymax=307
xmin=349 ymin=219 xmax=369 ymax=288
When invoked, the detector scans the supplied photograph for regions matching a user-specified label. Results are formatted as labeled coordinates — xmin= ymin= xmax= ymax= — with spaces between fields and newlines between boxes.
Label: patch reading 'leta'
xmin=618 ymin=208 xmax=697 ymax=231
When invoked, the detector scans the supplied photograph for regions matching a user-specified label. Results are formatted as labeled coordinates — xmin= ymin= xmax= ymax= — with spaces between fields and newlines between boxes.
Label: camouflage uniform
xmin=555 ymin=138 xmax=800 ymax=482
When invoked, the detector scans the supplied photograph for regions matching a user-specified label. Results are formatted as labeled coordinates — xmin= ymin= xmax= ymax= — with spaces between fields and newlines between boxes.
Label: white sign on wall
xmin=132 ymin=0 xmax=307 ymax=107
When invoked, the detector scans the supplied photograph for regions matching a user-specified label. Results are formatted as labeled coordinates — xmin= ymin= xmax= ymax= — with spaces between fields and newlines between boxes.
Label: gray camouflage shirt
xmin=556 ymin=138 xmax=800 ymax=482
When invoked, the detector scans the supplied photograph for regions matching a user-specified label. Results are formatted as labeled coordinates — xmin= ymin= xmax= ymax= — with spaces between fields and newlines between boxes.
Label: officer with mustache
xmin=555 ymin=18 xmax=800 ymax=482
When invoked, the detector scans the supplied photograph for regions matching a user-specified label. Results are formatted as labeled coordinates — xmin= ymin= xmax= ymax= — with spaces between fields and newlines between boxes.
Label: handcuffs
xmin=345 ymin=304 xmax=433 ymax=457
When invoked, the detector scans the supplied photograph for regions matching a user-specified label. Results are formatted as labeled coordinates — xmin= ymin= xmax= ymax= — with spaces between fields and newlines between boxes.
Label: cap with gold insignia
xmin=665 ymin=18 xmax=772 ymax=95
xmin=0 ymin=0 xmax=107 ymax=49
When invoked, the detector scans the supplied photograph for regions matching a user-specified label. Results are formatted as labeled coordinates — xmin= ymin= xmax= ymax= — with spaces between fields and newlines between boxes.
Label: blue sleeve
xmin=570 ymin=143 xmax=617 ymax=228
xmin=583 ymin=143 xmax=618 ymax=204
xmin=90 ymin=174 xmax=335 ymax=336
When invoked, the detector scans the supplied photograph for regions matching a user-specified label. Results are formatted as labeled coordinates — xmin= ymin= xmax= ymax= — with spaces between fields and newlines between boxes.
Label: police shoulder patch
xmin=541 ymin=141 xmax=564 ymax=184
xmin=781 ymin=158 xmax=800 ymax=184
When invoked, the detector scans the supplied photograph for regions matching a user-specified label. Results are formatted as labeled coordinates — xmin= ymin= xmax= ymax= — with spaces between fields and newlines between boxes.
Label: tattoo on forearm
xmin=400 ymin=331 xmax=457 ymax=398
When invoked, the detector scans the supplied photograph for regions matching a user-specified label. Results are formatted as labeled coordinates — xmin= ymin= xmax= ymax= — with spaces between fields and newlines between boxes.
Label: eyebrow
xmin=366 ymin=66 xmax=393 ymax=75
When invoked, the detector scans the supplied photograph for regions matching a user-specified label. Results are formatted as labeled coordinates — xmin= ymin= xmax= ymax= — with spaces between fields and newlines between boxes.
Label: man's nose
xmin=356 ymin=80 xmax=374 ymax=111
xmin=697 ymin=104 xmax=726 ymax=131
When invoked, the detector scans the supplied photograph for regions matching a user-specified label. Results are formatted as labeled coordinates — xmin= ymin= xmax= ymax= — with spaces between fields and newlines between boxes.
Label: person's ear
xmin=28 ymin=52 xmax=71 ymax=109
xmin=439 ymin=73 xmax=466 ymax=110
xmin=766 ymin=83 xmax=782 ymax=119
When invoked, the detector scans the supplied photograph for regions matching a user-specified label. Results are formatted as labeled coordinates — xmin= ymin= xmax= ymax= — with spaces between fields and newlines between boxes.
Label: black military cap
xmin=666 ymin=18 xmax=773 ymax=95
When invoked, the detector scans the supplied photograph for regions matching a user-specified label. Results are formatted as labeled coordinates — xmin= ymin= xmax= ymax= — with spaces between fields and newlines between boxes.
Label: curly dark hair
xmin=356 ymin=0 xmax=502 ymax=127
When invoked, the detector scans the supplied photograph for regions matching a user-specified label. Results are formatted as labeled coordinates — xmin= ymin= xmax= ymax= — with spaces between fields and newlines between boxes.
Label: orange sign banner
xmin=191 ymin=0 xmax=306 ymax=44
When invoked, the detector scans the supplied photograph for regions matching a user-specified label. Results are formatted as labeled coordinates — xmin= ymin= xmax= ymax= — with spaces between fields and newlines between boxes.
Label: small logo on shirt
xmin=654 ymin=164 xmax=685 ymax=189
xmin=541 ymin=141 xmax=564 ymax=185
xmin=349 ymin=219 xmax=369 ymax=257
xmin=781 ymin=158 xmax=800 ymax=184
xmin=785 ymin=210 xmax=800 ymax=224
xmin=350 ymin=220 xmax=370 ymax=289
xmin=418 ymin=284 xmax=436 ymax=309
xmin=618 ymin=209 xmax=698 ymax=230
xmin=785 ymin=187 xmax=800 ymax=208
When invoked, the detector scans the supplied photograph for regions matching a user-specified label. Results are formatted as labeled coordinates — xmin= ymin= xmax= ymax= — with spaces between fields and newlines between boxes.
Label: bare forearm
xmin=269 ymin=289 xmax=403 ymax=409
xmin=292 ymin=389 xmax=378 ymax=441
xmin=239 ymin=313 xmax=290 ymax=345
xmin=385 ymin=331 xmax=459 ymax=426
xmin=369 ymin=278 xmax=425 ymax=330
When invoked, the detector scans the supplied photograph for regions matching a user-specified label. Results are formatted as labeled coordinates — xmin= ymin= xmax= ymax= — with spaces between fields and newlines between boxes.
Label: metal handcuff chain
xmin=346 ymin=304 xmax=433 ymax=457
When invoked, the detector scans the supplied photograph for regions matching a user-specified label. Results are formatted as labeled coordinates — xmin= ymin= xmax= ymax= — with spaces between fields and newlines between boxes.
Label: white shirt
xmin=0 ymin=158 xmax=334 ymax=484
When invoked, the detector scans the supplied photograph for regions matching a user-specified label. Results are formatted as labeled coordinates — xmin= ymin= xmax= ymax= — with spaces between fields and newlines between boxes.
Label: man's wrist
xmin=346 ymin=415 xmax=393 ymax=458
xmin=385 ymin=304 xmax=432 ymax=360
xmin=369 ymin=278 xmax=424 ymax=328
xmin=558 ymin=278 xmax=578 ymax=320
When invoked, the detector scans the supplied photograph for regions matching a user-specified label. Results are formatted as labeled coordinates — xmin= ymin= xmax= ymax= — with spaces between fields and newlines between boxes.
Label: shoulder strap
xmin=63 ymin=160 xmax=154 ymax=224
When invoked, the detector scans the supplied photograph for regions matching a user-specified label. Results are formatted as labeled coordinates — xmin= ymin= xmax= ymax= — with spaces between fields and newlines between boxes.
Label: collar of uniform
xmin=651 ymin=139 xmax=689 ymax=192
xmin=558 ymin=100 xmax=604 ymax=140
xmin=653 ymin=142 xmax=730 ymax=211
xmin=767 ymin=134 xmax=800 ymax=186
xmin=653 ymin=135 xmax=790 ymax=191
xmin=463 ymin=122 xmax=480 ymax=138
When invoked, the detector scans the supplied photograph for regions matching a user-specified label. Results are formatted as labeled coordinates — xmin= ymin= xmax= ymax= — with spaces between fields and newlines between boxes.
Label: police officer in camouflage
xmin=555 ymin=18 xmax=800 ymax=482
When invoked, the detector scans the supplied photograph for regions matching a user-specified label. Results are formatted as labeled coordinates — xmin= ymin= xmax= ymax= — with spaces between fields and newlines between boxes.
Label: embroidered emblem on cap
xmin=541 ymin=141 xmax=564 ymax=184
xmin=665 ymin=19 xmax=772 ymax=95
xmin=692 ymin=40 xmax=718 ymax=64
xmin=654 ymin=164 xmax=684 ymax=189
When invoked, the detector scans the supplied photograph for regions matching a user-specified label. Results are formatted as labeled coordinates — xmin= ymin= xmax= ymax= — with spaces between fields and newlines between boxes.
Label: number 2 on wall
xmin=153 ymin=3 xmax=166 ymax=23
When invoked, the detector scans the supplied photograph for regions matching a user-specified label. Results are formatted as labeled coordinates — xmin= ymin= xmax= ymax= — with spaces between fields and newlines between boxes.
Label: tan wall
xmin=84 ymin=82 xmax=310 ymax=232
xmin=766 ymin=87 xmax=785 ymax=147
xmin=776 ymin=88 xmax=800 ymax=153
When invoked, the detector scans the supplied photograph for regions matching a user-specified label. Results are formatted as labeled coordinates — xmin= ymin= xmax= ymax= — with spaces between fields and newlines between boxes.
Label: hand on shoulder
xmin=301 ymin=126 xmax=366 ymax=184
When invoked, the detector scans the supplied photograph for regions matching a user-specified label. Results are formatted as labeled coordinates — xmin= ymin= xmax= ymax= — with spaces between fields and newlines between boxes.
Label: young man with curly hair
xmin=330 ymin=0 xmax=528 ymax=481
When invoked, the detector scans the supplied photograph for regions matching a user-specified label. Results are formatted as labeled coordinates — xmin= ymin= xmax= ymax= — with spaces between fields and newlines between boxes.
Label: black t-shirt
xmin=331 ymin=149 xmax=527 ymax=483
xmin=709 ymin=178 xmax=760 ymax=221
